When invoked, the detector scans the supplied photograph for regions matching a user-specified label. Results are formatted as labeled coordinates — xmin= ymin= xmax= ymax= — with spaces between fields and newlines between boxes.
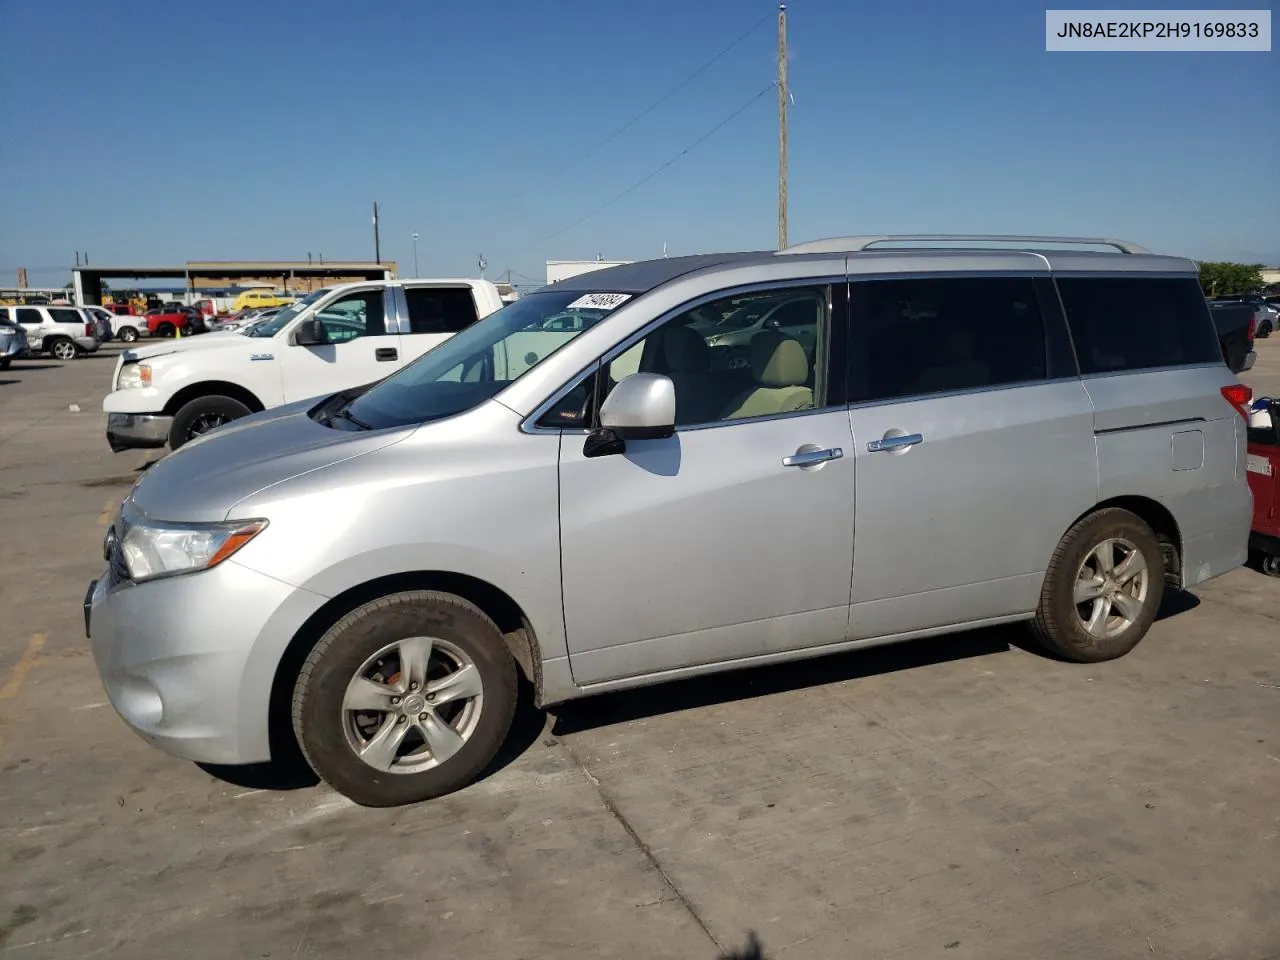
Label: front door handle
xmin=375 ymin=347 xmax=398 ymax=362
xmin=867 ymin=432 xmax=924 ymax=453
xmin=782 ymin=446 xmax=843 ymax=467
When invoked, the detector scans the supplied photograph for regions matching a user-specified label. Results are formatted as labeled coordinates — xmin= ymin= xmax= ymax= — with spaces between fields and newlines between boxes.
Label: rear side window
xmin=1056 ymin=277 xmax=1221 ymax=374
xmin=405 ymin=287 xmax=480 ymax=334
xmin=51 ymin=309 xmax=83 ymax=325
xmin=16 ymin=308 xmax=42 ymax=325
xmin=850 ymin=276 xmax=1048 ymax=402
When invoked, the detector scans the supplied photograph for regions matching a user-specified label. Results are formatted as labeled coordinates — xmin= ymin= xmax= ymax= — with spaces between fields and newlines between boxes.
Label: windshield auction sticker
xmin=566 ymin=293 xmax=632 ymax=311
xmin=1046 ymin=9 xmax=1271 ymax=50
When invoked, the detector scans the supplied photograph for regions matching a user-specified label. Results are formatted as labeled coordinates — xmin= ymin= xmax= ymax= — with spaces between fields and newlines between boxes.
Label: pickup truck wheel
xmin=1029 ymin=508 xmax=1164 ymax=662
xmin=292 ymin=591 xmax=518 ymax=807
xmin=117 ymin=326 xmax=139 ymax=343
xmin=49 ymin=338 xmax=78 ymax=361
xmin=168 ymin=395 xmax=251 ymax=449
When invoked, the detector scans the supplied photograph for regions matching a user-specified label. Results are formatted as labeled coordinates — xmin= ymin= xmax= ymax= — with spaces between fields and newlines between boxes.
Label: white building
xmin=546 ymin=258 xmax=632 ymax=285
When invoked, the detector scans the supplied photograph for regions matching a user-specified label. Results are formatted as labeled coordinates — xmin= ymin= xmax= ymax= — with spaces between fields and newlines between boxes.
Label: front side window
xmin=342 ymin=289 xmax=617 ymax=430
xmin=405 ymin=286 xmax=480 ymax=334
xmin=850 ymin=276 xmax=1047 ymax=402
xmin=542 ymin=285 xmax=831 ymax=429
xmin=314 ymin=290 xmax=385 ymax=342
xmin=1057 ymin=276 xmax=1221 ymax=374
xmin=243 ymin=288 xmax=330 ymax=338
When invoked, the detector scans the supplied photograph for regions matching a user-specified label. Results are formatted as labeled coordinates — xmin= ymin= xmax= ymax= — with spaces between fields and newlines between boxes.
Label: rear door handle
xmin=375 ymin=347 xmax=398 ymax=362
xmin=867 ymin=432 xmax=923 ymax=453
xmin=782 ymin=447 xmax=843 ymax=467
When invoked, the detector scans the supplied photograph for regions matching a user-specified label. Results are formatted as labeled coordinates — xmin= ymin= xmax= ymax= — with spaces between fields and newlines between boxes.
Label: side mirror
xmin=598 ymin=373 xmax=676 ymax=440
xmin=293 ymin=318 xmax=329 ymax=346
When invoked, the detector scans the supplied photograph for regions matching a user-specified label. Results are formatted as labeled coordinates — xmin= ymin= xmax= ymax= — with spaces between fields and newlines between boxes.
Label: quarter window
xmin=851 ymin=276 xmax=1048 ymax=402
xmin=1056 ymin=276 xmax=1221 ymax=374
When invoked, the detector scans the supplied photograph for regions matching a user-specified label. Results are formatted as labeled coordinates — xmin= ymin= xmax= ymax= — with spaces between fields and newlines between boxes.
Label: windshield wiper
xmin=329 ymin=406 xmax=372 ymax=430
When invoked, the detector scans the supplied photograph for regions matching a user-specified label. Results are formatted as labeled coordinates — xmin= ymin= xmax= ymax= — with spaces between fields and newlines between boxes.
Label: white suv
xmin=0 ymin=305 xmax=101 ymax=360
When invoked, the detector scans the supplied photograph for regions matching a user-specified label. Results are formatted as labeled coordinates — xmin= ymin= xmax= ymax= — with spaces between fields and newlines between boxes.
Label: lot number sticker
xmin=1247 ymin=453 xmax=1272 ymax=476
xmin=566 ymin=293 xmax=632 ymax=311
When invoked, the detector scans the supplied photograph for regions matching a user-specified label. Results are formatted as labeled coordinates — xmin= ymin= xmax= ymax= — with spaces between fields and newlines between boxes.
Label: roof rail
xmin=779 ymin=234 xmax=1152 ymax=256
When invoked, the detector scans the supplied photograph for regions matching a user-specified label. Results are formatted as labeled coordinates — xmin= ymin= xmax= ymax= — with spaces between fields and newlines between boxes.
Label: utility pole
xmin=75 ymin=251 xmax=80 ymax=267
xmin=411 ymin=233 xmax=420 ymax=277
xmin=777 ymin=2 xmax=788 ymax=250
xmin=372 ymin=201 xmax=381 ymax=264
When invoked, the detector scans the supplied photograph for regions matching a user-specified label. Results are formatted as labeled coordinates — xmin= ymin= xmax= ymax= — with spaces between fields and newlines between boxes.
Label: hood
xmin=125 ymin=334 xmax=250 ymax=362
xmin=129 ymin=398 xmax=409 ymax=522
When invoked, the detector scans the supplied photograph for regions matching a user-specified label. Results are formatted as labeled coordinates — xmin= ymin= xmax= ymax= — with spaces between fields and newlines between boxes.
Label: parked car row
xmin=86 ymin=235 xmax=1257 ymax=809
xmin=1209 ymin=293 xmax=1278 ymax=338
xmin=0 ymin=304 xmax=102 ymax=361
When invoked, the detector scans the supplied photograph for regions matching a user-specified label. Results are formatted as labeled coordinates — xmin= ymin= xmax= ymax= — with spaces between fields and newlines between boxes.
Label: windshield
xmin=344 ymin=290 xmax=618 ymax=429
xmin=243 ymin=288 xmax=329 ymax=337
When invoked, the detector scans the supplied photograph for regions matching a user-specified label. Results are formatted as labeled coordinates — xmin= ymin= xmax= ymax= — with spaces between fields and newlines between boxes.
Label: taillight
xmin=1246 ymin=312 xmax=1257 ymax=342
xmin=1221 ymin=383 xmax=1253 ymax=421
xmin=85 ymin=323 xmax=95 ymax=337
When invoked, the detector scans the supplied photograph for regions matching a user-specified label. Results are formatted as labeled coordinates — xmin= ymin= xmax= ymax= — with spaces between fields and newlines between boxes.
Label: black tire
xmin=49 ymin=337 xmax=78 ymax=361
xmin=1263 ymin=555 xmax=1280 ymax=579
xmin=1258 ymin=319 xmax=1273 ymax=338
xmin=0 ymin=357 xmax=9 ymax=370
xmin=155 ymin=322 xmax=175 ymax=338
xmin=168 ymin=394 xmax=251 ymax=449
xmin=1029 ymin=508 xmax=1165 ymax=662
xmin=291 ymin=591 xmax=518 ymax=807
xmin=118 ymin=326 xmax=139 ymax=343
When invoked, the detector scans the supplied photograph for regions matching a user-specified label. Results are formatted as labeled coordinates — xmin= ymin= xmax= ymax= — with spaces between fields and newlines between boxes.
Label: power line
xmin=536 ymin=81 xmax=777 ymax=246
xmin=502 ymin=9 xmax=773 ymax=205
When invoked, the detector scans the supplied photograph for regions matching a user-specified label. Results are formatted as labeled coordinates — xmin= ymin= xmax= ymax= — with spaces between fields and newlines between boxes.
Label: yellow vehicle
xmin=229 ymin=289 xmax=294 ymax=312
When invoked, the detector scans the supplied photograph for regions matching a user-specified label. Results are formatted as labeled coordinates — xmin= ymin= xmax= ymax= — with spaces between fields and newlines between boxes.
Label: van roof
xmin=542 ymin=236 xmax=1199 ymax=296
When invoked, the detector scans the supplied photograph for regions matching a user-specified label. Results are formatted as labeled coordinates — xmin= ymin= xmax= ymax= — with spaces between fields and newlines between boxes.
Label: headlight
xmin=120 ymin=516 xmax=267 ymax=582
xmin=117 ymin=363 xmax=151 ymax=389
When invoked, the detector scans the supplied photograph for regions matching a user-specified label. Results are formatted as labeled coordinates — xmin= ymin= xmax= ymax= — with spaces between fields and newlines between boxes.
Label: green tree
xmin=1197 ymin=262 xmax=1263 ymax=297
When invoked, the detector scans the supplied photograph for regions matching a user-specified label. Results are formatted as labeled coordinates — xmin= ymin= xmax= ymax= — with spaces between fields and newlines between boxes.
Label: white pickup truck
xmin=103 ymin=278 xmax=505 ymax=452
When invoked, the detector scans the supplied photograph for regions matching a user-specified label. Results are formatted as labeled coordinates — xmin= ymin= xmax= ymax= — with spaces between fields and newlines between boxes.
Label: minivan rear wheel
xmin=291 ymin=591 xmax=518 ymax=807
xmin=1030 ymin=508 xmax=1164 ymax=662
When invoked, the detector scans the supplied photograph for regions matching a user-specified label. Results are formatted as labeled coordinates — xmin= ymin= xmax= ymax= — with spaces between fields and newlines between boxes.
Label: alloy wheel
xmin=1073 ymin=537 xmax=1150 ymax=639
xmin=341 ymin=636 xmax=484 ymax=774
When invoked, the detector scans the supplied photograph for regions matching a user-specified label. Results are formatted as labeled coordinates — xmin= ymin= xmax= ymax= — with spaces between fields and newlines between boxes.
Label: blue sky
xmin=1 ymin=0 xmax=1276 ymax=288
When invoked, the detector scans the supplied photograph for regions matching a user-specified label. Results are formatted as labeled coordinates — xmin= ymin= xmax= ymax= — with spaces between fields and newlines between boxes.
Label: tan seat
xmin=721 ymin=331 xmax=813 ymax=420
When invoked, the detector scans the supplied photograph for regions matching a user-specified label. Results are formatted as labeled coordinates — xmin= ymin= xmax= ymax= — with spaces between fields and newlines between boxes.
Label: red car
xmin=1247 ymin=397 xmax=1280 ymax=577
xmin=143 ymin=306 xmax=198 ymax=337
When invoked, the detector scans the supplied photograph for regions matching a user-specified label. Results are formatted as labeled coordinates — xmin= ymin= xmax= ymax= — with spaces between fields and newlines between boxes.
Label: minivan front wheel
xmin=1030 ymin=508 xmax=1165 ymax=662
xmin=292 ymin=591 xmax=518 ymax=807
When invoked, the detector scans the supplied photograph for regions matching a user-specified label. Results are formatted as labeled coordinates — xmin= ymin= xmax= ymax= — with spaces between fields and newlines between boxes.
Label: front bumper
xmin=87 ymin=558 xmax=327 ymax=766
xmin=106 ymin=412 xmax=172 ymax=452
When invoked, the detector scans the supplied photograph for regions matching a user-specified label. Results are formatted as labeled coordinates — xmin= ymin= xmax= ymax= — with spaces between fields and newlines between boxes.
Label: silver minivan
xmin=86 ymin=236 xmax=1254 ymax=807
